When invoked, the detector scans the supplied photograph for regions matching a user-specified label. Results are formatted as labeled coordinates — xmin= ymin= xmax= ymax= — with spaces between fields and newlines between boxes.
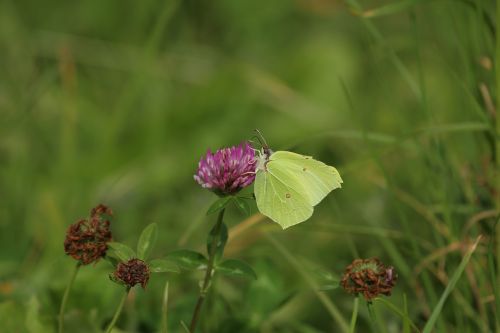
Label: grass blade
xmin=374 ymin=297 xmax=420 ymax=333
xmin=358 ymin=0 xmax=430 ymax=18
xmin=403 ymin=294 xmax=410 ymax=333
xmin=422 ymin=236 xmax=482 ymax=333
xmin=266 ymin=233 xmax=350 ymax=333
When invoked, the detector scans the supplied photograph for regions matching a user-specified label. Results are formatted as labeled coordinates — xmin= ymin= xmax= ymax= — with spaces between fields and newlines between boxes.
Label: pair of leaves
xmin=165 ymin=250 xmax=257 ymax=280
xmin=108 ymin=223 xmax=157 ymax=261
xmin=206 ymin=196 xmax=252 ymax=216
xmin=107 ymin=223 xmax=179 ymax=273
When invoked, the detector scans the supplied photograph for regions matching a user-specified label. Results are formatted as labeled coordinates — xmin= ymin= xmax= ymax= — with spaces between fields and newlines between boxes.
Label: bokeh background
xmin=0 ymin=0 xmax=498 ymax=332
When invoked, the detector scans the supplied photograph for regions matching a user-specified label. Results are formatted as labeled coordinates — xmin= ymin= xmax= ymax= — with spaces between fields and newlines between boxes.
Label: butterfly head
xmin=255 ymin=147 xmax=271 ymax=171
xmin=252 ymin=129 xmax=274 ymax=171
xmin=253 ymin=129 xmax=272 ymax=155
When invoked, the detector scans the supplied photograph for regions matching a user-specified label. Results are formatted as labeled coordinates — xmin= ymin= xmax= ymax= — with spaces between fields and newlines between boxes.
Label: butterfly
xmin=253 ymin=137 xmax=343 ymax=229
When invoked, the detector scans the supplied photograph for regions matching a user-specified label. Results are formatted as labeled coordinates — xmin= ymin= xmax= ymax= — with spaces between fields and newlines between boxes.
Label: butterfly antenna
xmin=253 ymin=129 xmax=269 ymax=149
xmin=253 ymin=129 xmax=272 ymax=157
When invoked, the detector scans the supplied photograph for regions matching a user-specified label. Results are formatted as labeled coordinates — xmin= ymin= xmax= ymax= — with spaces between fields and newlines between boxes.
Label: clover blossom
xmin=194 ymin=141 xmax=256 ymax=196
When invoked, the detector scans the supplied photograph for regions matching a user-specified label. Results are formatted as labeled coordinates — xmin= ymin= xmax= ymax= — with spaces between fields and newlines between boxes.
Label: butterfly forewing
xmin=269 ymin=151 xmax=343 ymax=206
xmin=254 ymin=169 xmax=313 ymax=229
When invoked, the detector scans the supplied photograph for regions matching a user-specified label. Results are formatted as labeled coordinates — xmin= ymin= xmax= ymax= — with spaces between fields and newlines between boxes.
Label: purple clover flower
xmin=194 ymin=141 xmax=257 ymax=196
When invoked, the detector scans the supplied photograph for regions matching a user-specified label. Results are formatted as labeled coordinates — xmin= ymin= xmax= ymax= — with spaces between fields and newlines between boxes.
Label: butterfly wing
xmin=269 ymin=151 xmax=342 ymax=206
xmin=254 ymin=166 xmax=313 ymax=229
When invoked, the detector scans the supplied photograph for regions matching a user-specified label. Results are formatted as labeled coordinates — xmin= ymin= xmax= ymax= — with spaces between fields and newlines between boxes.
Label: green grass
xmin=0 ymin=0 xmax=498 ymax=332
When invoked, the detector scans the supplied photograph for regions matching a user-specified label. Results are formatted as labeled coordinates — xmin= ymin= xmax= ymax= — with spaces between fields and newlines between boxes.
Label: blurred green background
xmin=0 ymin=0 xmax=498 ymax=332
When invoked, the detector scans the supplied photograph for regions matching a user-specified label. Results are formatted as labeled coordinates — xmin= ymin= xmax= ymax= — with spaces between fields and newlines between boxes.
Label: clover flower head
xmin=64 ymin=204 xmax=113 ymax=265
xmin=194 ymin=141 xmax=256 ymax=196
xmin=113 ymin=258 xmax=150 ymax=289
xmin=341 ymin=258 xmax=397 ymax=300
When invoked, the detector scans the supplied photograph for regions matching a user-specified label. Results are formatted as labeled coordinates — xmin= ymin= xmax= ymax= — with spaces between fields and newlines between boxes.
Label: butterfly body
xmin=254 ymin=150 xmax=342 ymax=229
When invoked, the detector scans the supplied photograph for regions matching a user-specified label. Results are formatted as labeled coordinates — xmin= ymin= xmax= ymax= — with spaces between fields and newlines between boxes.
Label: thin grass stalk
xmin=58 ymin=262 xmax=80 ymax=333
xmin=265 ymin=233 xmax=350 ymax=333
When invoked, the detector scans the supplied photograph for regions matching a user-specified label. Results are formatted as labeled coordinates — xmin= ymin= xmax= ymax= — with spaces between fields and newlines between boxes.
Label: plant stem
xmin=189 ymin=208 xmax=226 ymax=333
xmin=58 ymin=262 xmax=80 ymax=333
xmin=105 ymin=288 xmax=130 ymax=333
xmin=367 ymin=301 xmax=379 ymax=333
xmin=349 ymin=297 xmax=359 ymax=333
xmin=161 ymin=280 xmax=169 ymax=333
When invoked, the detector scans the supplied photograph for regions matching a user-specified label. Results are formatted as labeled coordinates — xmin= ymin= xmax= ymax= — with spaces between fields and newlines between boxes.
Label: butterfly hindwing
xmin=269 ymin=151 xmax=343 ymax=206
xmin=254 ymin=168 xmax=313 ymax=229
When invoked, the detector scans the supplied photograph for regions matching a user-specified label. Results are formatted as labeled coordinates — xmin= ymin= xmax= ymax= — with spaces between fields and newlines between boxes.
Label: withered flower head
xmin=113 ymin=258 xmax=150 ymax=289
xmin=64 ymin=204 xmax=113 ymax=265
xmin=340 ymin=258 xmax=397 ymax=301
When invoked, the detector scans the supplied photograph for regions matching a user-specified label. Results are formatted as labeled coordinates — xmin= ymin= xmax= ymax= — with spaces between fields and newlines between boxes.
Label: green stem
xmin=189 ymin=208 xmax=226 ymax=333
xmin=349 ymin=297 xmax=359 ymax=333
xmin=58 ymin=262 xmax=80 ymax=333
xmin=367 ymin=301 xmax=380 ymax=333
xmin=161 ymin=281 xmax=169 ymax=333
xmin=105 ymin=288 xmax=130 ymax=333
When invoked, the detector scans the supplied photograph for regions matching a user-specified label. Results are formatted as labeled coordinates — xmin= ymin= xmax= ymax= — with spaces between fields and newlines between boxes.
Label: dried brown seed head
xmin=113 ymin=258 xmax=150 ymax=289
xmin=340 ymin=258 xmax=397 ymax=300
xmin=64 ymin=204 xmax=113 ymax=265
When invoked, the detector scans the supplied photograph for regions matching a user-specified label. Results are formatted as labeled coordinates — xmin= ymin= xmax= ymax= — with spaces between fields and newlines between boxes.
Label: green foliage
xmin=206 ymin=221 xmax=228 ymax=262
xmin=149 ymin=259 xmax=180 ymax=273
xmin=137 ymin=223 xmax=158 ymax=260
xmin=216 ymin=259 xmax=257 ymax=280
xmin=0 ymin=0 xmax=497 ymax=331
xmin=233 ymin=197 xmax=252 ymax=216
xmin=107 ymin=242 xmax=136 ymax=262
xmin=206 ymin=197 xmax=233 ymax=215
xmin=422 ymin=237 xmax=481 ymax=333
xmin=166 ymin=250 xmax=208 ymax=271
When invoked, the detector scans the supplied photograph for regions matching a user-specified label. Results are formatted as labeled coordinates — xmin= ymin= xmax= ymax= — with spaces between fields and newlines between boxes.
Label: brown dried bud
xmin=64 ymin=204 xmax=113 ymax=265
xmin=90 ymin=204 xmax=113 ymax=217
xmin=340 ymin=258 xmax=397 ymax=300
xmin=113 ymin=259 xmax=150 ymax=289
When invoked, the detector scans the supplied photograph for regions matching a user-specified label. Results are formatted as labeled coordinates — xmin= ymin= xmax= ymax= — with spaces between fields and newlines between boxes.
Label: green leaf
xmin=216 ymin=259 xmax=257 ymax=280
xmin=137 ymin=223 xmax=158 ymax=260
xmin=206 ymin=222 xmax=228 ymax=262
xmin=108 ymin=272 xmax=124 ymax=286
xmin=149 ymin=259 xmax=180 ymax=273
xmin=318 ymin=282 xmax=340 ymax=291
xmin=107 ymin=242 xmax=136 ymax=262
xmin=206 ymin=196 xmax=233 ymax=215
xmin=104 ymin=254 xmax=120 ymax=268
xmin=165 ymin=250 xmax=208 ymax=270
xmin=233 ymin=197 xmax=251 ymax=216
